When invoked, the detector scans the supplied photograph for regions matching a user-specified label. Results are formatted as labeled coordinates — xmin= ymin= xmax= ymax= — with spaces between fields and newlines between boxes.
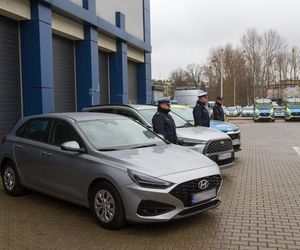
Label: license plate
xmin=232 ymin=139 xmax=240 ymax=145
xmin=191 ymin=189 xmax=216 ymax=204
xmin=218 ymin=152 xmax=232 ymax=160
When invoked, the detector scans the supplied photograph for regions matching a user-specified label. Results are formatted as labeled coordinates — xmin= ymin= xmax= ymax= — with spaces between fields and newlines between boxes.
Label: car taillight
xmin=2 ymin=134 xmax=7 ymax=144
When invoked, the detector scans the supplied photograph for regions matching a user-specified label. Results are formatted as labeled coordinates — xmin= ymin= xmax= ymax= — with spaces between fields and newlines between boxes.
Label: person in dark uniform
xmin=213 ymin=96 xmax=225 ymax=121
xmin=193 ymin=92 xmax=210 ymax=127
xmin=152 ymin=97 xmax=178 ymax=144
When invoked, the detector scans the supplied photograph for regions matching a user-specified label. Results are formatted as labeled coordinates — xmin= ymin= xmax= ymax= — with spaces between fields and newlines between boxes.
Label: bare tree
xmin=260 ymin=30 xmax=286 ymax=93
xmin=169 ymin=67 xmax=187 ymax=88
xmin=289 ymin=46 xmax=300 ymax=80
xmin=185 ymin=63 xmax=203 ymax=86
xmin=241 ymin=28 xmax=262 ymax=102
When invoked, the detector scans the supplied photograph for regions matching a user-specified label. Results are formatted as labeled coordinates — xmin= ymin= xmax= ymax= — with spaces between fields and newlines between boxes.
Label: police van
xmin=285 ymin=98 xmax=300 ymax=121
xmin=253 ymin=98 xmax=275 ymax=122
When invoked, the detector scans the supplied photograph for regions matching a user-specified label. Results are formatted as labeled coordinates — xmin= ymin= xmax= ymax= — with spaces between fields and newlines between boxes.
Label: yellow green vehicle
xmin=253 ymin=98 xmax=275 ymax=122
xmin=285 ymin=98 xmax=300 ymax=121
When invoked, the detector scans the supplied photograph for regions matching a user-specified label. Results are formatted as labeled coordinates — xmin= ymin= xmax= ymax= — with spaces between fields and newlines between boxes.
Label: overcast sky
xmin=150 ymin=0 xmax=300 ymax=79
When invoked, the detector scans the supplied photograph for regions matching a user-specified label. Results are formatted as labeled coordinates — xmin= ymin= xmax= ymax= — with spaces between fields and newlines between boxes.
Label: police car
xmin=285 ymin=98 xmax=300 ymax=121
xmin=253 ymin=98 xmax=275 ymax=122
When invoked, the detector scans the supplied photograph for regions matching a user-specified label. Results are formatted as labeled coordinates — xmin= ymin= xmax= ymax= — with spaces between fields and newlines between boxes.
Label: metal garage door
xmin=0 ymin=16 xmax=22 ymax=137
xmin=128 ymin=60 xmax=138 ymax=104
xmin=53 ymin=35 xmax=76 ymax=112
xmin=99 ymin=50 xmax=109 ymax=104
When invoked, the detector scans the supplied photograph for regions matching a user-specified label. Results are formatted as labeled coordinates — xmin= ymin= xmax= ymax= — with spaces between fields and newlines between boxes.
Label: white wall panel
xmin=96 ymin=0 xmax=144 ymax=41
xmin=70 ymin=0 xmax=82 ymax=7
xmin=0 ymin=0 xmax=30 ymax=20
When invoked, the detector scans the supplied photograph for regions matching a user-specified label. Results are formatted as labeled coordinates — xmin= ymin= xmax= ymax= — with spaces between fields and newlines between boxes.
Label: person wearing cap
xmin=152 ymin=97 xmax=178 ymax=144
xmin=193 ymin=92 xmax=210 ymax=127
xmin=213 ymin=96 xmax=225 ymax=121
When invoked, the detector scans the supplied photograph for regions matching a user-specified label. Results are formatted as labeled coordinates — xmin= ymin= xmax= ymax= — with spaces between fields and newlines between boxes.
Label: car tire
xmin=89 ymin=181 xmax=126 ymax=230
xmin=1 ymin=161 xmax=24 ymax=196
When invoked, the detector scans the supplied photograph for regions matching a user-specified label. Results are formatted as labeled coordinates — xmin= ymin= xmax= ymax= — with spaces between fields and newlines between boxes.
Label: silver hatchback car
xmin=0 ymin=113 xmax=222 ymax=229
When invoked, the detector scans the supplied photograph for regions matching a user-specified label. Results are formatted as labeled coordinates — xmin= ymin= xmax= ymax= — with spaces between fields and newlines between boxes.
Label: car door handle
xmin=42 ymin=151 xmax=52 ymax=157
xmin=14 ymin=144 xmax=23 ymax=150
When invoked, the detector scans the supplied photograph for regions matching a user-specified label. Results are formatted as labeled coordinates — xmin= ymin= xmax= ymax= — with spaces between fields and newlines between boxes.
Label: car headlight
xmin=127 ymin=169 xmax=174 ymax=189
xmin=177 ymin=137 xmax=207 ymax=146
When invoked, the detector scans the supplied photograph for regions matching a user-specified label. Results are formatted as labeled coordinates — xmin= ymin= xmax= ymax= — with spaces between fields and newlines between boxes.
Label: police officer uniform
xmin=213 ymin=97 xmax=225 ymax=121
xmin=193 ymin=92 xmax=210 ymax=127
xmin=152 ymin=97 xmax=178 ymax=144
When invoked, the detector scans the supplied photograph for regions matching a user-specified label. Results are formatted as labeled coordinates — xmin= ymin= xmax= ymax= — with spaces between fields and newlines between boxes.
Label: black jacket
xmin=152 ymin=108 xmax=178 ymax=144
xmin=213 ymin=102 xmax=224 ymax=121
xmin=193 ymin=101 xmax=210 ymax=127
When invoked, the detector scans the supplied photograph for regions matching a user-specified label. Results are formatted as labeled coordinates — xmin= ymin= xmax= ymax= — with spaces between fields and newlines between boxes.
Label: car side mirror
xmin=60 ymin=141 xmax=86 ymax=153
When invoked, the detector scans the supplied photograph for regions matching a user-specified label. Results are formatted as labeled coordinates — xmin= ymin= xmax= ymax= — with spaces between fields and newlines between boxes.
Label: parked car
xmin=254 ymin=98 xmax=275 ymax=122
xmin=241 ymin=106 xmax=254 ymax=117
xmin=83 ymin=105 xmax=235 ymax=169
xmin=285 ymin=98 xmax=300 ymax=121
xmin=226 ymin=107 xmax=239 ymax=117
xmin=170 ymin=105 xmax=241 ymax=152
xmin=274 ymin=106 xmax=285 ymax=118
xmin=0 ymin=113 xmax=223 ymax=229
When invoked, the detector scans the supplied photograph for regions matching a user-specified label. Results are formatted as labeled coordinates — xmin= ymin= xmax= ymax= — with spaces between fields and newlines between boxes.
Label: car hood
xmin=210 ymin=120 xmax=239 ymax=133
xmin=100 ymin=144 xmax=216 ymax=178
xmin=177 ymin=126 xmax=229 ymax=141
xmin=289 ymin=108 xmax=300 ymax=112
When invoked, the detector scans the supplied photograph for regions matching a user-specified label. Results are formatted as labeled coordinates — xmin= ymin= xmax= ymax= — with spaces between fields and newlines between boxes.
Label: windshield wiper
xmin=98 ymin=148 xmax=118 ymax=151
xmin=130 ymin=144 xmax=157 ymax=149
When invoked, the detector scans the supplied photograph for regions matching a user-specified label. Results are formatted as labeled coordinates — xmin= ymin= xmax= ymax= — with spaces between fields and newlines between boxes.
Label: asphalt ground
xmin=1 ymin=119 xmax=300 ymax=250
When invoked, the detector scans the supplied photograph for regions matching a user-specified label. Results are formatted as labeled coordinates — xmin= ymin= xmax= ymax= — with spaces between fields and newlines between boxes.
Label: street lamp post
xmin=233 ymin=74 xmax=236 ymax=106
xmin=220 ymin=49 xmax=224 ymax=98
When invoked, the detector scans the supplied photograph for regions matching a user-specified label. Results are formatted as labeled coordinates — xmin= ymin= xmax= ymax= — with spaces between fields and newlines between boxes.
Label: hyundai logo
xmin=198 ymin=179 xmax=209 ymax=190
xmin=220 ymin=141 xmax=225 ymax=146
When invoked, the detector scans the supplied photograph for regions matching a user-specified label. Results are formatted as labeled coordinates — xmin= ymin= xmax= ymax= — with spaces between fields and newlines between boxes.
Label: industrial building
xmin=0 ymin=0 xmax=152 ymax=135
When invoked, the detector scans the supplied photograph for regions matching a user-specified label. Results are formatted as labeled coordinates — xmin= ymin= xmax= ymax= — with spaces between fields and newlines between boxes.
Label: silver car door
xmin=40 ymin=119 xmax=91 ymax=202
xmin=14 ymin=119 xmax=50 ymax=187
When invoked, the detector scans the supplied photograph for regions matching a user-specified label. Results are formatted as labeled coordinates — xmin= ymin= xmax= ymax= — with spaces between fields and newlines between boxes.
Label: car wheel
xmin=1 ymin=161 xmax=24 ymax=196
xmin=90 ymin=181 xmax=126 ymax=230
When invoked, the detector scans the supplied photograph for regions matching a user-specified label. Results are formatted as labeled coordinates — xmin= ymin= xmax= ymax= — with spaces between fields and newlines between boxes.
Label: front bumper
xmin=285 ymin=115 xmax=300 ymax=121
xmin=123 ymin=167 xmax=222 ymax=223
xmin=253 ymin=115 xmax=275 ymax=121
xmin=226 ymin=132 xmax=241 ymax=152
xmin=206 ymin=151 xmax=235 ymax=169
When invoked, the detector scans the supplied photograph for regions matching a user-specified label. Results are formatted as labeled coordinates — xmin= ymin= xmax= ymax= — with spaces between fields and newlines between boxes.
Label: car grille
xmin=205 ymin=139 xmax=232 ymax=154
xmin=177 ymin=199 xmax=220 ymax=216
xmin=291 ymin=112 xmax=300 ymax=116
xmin=260 ymin=113 xmax=270 ymax=116
xmin=228 ymin=132 xmax=240 ymax=140
xmin=169 ymin=175 xmax=222 ymax=207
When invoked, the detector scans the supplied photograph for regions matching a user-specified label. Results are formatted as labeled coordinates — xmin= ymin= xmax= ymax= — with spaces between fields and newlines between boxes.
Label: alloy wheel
xmin=4 ymin=166 xmax=15 ymax=191
xmin=94 ymin=189 xmax=116 ymax=223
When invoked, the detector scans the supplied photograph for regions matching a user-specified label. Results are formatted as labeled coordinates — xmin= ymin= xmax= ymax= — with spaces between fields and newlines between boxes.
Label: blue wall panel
xmin=109 ymin=12 xmax=128 ymax=104
xmin=20 ymin=1 xmax=54 ymax=115
xmin=75 ymin=26 xmax=100 ymax=110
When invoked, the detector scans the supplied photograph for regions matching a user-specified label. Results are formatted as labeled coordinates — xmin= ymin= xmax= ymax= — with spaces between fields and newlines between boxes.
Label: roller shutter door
xmin=0 ymin=16 xmax=22 ymax=136
xmin=128 ymin=60 xmax=138 ymax=104
xmin=99 ymin=50 xmax=109 ymax=104
xmin=53 ymin=35 xmax=76 ymax=112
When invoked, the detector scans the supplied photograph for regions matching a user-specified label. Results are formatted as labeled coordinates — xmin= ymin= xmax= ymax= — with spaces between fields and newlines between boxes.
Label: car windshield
xmin=243 ymin=107 xmax=253 ymax=111
xmin=171 ymin=107 xmax=194 ymax=122
xmin=77 ymin=119 xmax=165 ymax=151
xmin=138 ymin=109 xmax=192 ymax=128
xmin=287 ymin=103 xmax=300 ymax=109
xmin=256 ymin=104 xmax=272 ymax=110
